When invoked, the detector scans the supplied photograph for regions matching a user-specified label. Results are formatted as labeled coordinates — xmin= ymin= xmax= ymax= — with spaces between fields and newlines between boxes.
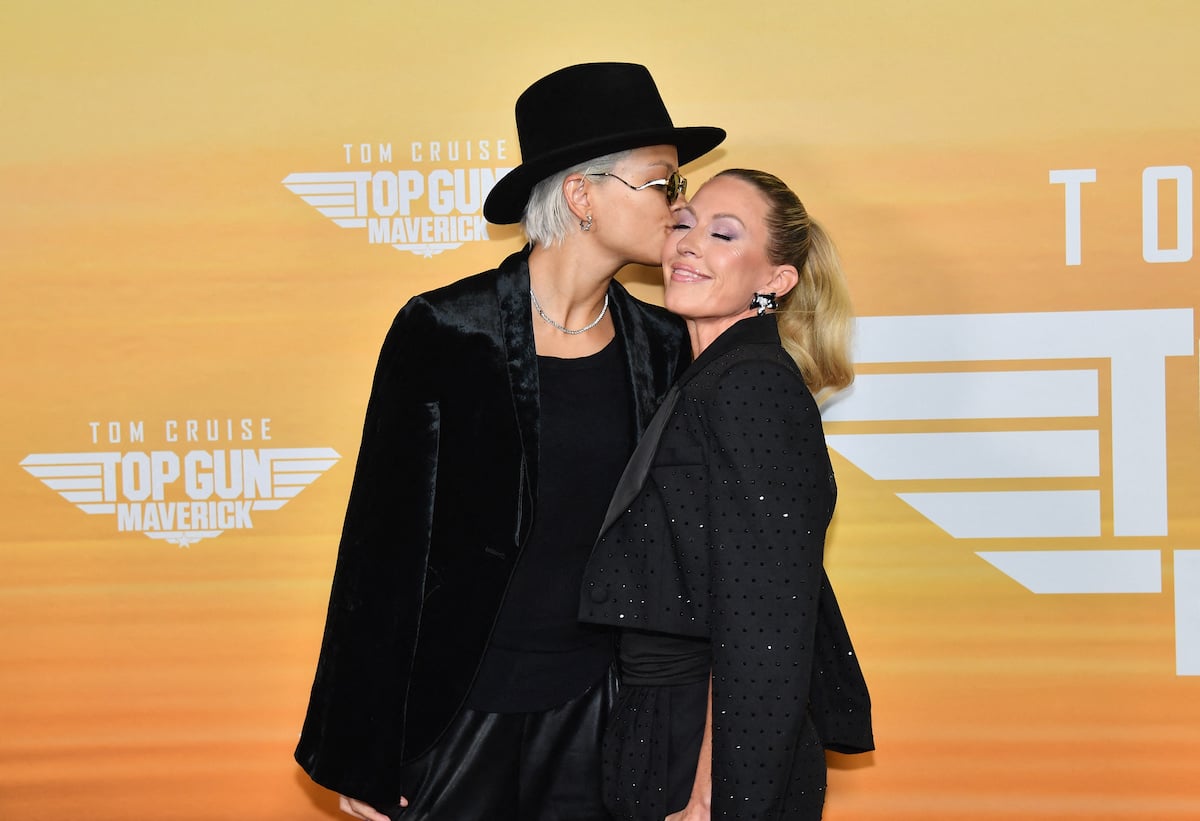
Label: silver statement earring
xmin=750 ymin=292 xmax=778 ymax=316
xmin=580 ymin=213 xmax=593 ymax=232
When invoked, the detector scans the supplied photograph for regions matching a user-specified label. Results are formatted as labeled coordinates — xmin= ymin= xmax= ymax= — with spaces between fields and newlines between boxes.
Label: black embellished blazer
xmin=580 ymin=314 xmax=873 ymax=818
xmin=295 ymin=248 xmax=688 ymax=808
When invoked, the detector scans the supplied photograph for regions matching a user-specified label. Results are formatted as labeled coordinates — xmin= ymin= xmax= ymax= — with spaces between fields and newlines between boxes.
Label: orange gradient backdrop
xmin=2 ymin=2 xmax=1198 ymax=819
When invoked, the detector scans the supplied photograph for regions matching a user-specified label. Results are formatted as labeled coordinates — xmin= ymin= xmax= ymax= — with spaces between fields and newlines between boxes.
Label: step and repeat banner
xmin=2 ymin=2 xmax=1197 ymax=819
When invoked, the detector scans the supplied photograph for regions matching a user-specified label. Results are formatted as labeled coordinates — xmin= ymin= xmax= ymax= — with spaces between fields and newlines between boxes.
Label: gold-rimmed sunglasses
xmin=586 ymin=170 xmax=687 ymax=204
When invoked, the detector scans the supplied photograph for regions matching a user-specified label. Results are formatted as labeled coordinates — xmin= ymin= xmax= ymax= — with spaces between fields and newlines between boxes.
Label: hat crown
xmin=482 ymin=62 xmax=724 ymax=224
xmin=514 ymin=63 xmax=674 ymax=165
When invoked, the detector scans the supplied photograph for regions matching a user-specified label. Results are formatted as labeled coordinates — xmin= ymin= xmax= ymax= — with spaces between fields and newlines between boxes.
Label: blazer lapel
xmin=608 ymin=283 xmax=662 ymax=434
xmin=599 ymin=316 xmax=782 ymax=536
xmin=495 ymin=249 xmax=539 ymax=534
xmin=597 ymin=382 xmax=680 ymax=534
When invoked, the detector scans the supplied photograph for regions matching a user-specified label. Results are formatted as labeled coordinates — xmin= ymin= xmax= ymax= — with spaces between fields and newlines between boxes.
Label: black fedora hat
xmin=483 ymin=62 xmax=726 ymax=225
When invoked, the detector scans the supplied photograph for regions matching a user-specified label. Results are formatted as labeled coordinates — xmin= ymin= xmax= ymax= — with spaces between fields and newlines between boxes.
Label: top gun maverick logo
xmin=284 ymin=140 xmax=512 ymax=258
xmin=820 ymin=165 xmax=1199 ymax=675
xmin=21 ymin=417 xmax=339 ymax=548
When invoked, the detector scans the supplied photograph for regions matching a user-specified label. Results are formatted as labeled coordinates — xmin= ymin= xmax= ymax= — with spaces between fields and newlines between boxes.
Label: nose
xmin=673 ymin=223 xmax=697 ymax=257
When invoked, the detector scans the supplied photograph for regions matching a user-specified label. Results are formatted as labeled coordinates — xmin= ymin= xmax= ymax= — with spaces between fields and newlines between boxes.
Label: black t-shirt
xmin=468 ymin=336 xmax=634 ymax=712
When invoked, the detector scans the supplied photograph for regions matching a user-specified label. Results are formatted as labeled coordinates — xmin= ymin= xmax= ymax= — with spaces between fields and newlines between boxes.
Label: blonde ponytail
xmin=776 ymin=218 xmax=854 ymax=397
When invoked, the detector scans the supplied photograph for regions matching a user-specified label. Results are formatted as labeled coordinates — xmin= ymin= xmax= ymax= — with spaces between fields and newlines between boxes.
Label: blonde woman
xmin=581 ymin=169 xmax=873 ymax=821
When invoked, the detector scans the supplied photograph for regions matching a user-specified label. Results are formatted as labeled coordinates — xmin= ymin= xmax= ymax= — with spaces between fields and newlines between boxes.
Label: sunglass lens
xmin=666 ymin=173 xmax=687 ymax=203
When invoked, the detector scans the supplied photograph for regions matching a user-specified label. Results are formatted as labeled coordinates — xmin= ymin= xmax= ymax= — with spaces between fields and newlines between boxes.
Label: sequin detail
xmin=580 ymin=324 xmax=870 ymax=818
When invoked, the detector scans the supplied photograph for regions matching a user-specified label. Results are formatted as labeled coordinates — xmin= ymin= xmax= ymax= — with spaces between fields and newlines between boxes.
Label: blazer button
xmin=588 ymin=584 xmax=609 ymax=604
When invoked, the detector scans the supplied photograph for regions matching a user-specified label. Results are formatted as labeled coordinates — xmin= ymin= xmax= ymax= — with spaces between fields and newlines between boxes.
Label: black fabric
xmin=482 ymin=62 xmax=725 ymax=224
xmin=618 ymin=629 xmax=710 ymax=686
xmin=468 ymin=339 xmax=632 ymax=712
xmin=603 ymin=682 xmax=826 ymax=821
xmin=294 ymin=247 xmax=690 ymax=809
xmin=580 ymin=314 xmax=873 ymax=819
xmin=377 ymin=671 xmax=618 ymax=821
xmin=602 ymin=680 xmax=708 ymax=820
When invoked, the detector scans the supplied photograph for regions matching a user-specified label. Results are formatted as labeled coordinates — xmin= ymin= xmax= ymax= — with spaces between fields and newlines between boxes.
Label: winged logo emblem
xmin=21 ymin=447 xmax=340 ymax=548
xmin=283 ymin=171 xmax=463 ymax=257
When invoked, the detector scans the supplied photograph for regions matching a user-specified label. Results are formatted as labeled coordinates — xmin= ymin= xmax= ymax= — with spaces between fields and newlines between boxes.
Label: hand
xmin=665 ymin=802 xmax=710 ymax=821
xmin=339 ymin=794 xmax=407 ymax=821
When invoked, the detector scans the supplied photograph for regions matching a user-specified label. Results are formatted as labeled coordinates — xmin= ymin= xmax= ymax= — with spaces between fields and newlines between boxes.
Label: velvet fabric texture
xmin=295 ymin=248 xmax=688 ymax=808
xmin=580 ymin=315 xmax=873 ymax=819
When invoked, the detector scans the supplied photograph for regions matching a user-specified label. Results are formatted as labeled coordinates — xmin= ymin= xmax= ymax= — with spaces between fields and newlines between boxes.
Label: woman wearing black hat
xmin=294 ymin=62 xmax=724 ymax=821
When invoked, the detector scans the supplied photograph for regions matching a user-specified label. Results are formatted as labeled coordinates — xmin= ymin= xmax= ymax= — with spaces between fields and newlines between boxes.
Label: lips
xmin=668 ymin=262 xmax=709 ymax=282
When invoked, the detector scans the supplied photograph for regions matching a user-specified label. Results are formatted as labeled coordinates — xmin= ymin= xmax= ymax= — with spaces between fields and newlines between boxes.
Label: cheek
xmin=661 ymin=235 xmax=681 ymax=265
xmin=724 ymin=257 xmax=760 ymax=293
xmin=626 ymin=205 xmax=664 ymax=236
xmin=637 ymin=198 xmax=672 ymax=227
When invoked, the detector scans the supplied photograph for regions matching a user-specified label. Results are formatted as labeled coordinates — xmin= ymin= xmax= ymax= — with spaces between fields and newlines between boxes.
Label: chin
xmin=663 ymin=295 xmax=690 ymax=317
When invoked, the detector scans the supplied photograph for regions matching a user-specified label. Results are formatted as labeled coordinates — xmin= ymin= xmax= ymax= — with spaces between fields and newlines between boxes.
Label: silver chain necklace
xmin=529 ymin=288 xmax=609 ymax=335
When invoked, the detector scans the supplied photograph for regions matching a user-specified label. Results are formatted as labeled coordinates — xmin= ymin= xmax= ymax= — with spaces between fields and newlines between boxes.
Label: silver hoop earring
xmin=580 ymin=213 xmax=593 ymax=232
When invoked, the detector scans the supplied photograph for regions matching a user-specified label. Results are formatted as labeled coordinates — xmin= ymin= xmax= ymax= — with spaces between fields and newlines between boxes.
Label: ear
xmin=562 ymin=173 xmax=591 ymax=221
xmin=763 ymin=264 xmax=799 ymax=299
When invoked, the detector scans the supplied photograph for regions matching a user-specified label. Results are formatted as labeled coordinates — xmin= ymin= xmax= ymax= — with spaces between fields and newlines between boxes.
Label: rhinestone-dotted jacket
xmin=580 ymin=314 xmax=873 ymax=818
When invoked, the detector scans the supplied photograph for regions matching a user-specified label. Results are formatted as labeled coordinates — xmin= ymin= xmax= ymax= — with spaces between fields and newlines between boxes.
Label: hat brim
xmin=482 ymin=125 xmax=726 ymax=225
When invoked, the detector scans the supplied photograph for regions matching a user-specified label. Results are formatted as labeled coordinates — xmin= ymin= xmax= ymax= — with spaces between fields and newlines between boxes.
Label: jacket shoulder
xmin=395 ymin=246 xmax=527 ymax=315
xmin=687 ymin=342 xmax=803 ymax=396
xmin=383 ymin=249 xmax=528 ymax=342
xmin=400 ymin=269 xmax=499 ymax=317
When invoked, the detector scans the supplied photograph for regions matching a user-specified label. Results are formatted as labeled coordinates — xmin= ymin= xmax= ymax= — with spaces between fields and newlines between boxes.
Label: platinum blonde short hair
xmin=521 ymin=149 xmax=632 ymax=247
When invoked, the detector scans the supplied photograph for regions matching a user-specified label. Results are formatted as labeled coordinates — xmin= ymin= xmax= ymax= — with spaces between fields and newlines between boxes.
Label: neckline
xmin=536 ymin=336 xmax=619 ymax=367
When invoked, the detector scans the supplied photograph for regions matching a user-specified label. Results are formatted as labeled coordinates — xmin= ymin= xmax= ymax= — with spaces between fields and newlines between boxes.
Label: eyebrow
xmin=638 ymin=159 xmax=675 ymax=172
xmin=673 ymin=208 xmax=746 ymax=229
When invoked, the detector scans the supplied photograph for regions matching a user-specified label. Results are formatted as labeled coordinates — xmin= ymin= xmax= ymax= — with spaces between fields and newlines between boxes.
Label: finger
xmin=337 ymin=795 xmax=361 ymax=819
xmin=354 ymin=799 xmax=391 ymax=821
xmin=338 ymin=795 xmax=387 ymax=821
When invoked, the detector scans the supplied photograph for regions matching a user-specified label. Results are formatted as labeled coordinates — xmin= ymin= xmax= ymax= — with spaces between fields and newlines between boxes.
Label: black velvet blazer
xmin=295 ymin=248 xmax=688 ymax=807
xmin=580 ymin=315 xmax=873 ymax=818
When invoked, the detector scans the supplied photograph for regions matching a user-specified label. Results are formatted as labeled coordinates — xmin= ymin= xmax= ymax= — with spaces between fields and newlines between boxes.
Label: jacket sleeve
xmin=702 ymin=359 xmax=834 ymax=819
xmin=809 ymin=572 xmax=874 ymax=755
xmin=294 ymin=296 xmax=441 ymax=808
